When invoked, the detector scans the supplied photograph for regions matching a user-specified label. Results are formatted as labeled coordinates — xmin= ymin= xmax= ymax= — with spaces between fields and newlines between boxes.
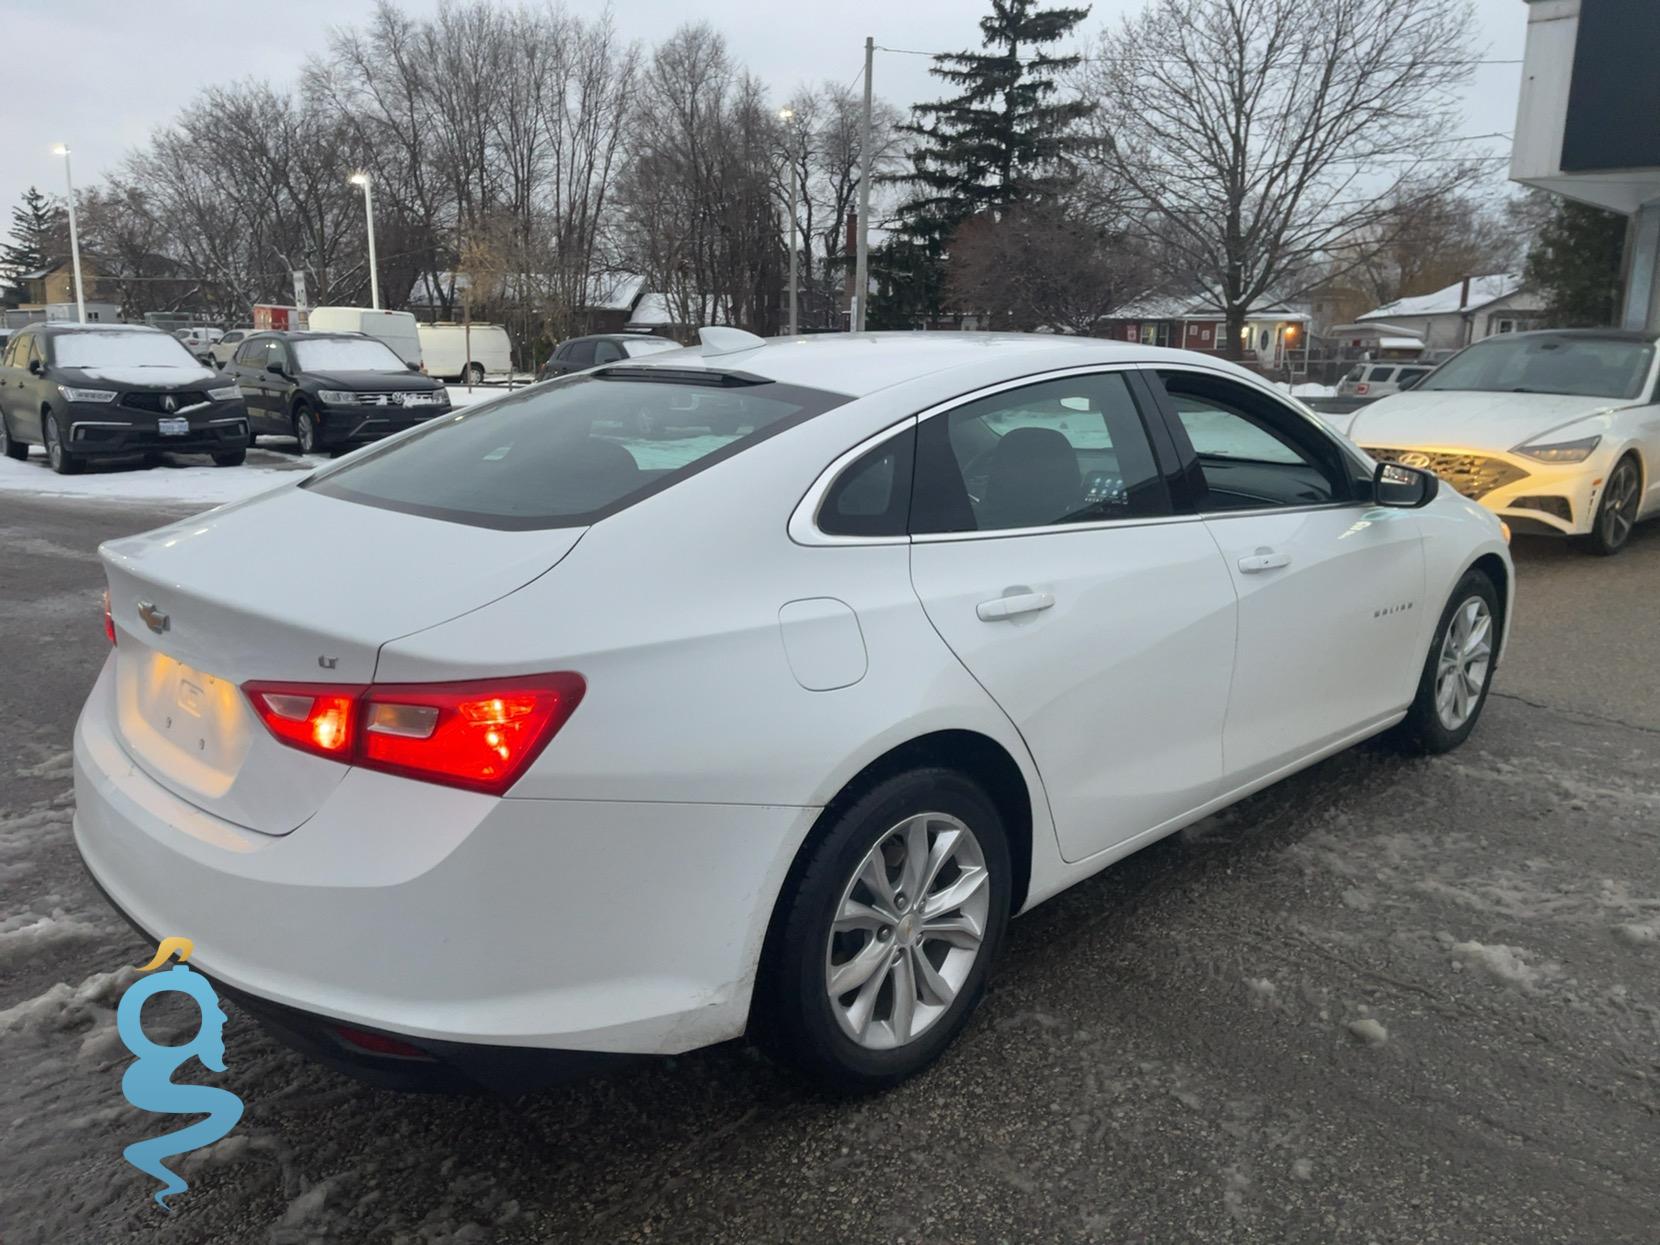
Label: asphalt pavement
xmin=1 ymin=492 xmax=1656 ymax=1244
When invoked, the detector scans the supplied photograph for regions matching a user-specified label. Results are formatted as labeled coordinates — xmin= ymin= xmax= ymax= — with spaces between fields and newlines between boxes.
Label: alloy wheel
xmin=1435 ymin=596 xmax=1493 ymax=731
xmin=1600 ymin=460 xmax=1639 ymax=551
xmin=45 ymin=416 xmax=63 ymax=471
xmin=296 ymin=409 xmax=317 ymax=454
xmin=825 ymin=812 xmax=990 ymax=1051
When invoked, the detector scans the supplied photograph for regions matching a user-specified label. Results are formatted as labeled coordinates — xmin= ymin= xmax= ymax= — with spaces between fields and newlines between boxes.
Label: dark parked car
xmin=537 ymin=333 xmax=678 ymax=380
xmin=0 ymin=322 xmax=251 ymax=474
xmin=224 ymin=330 xmax=451 ymax=455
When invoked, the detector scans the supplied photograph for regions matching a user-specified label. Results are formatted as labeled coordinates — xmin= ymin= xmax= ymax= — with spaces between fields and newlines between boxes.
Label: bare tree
xmin=1339 ymin=182 xmax=1516 ymax=306
xmin=1080 ymin=0 xmax=1481 ymax=358
xmin=948 ymin=191 xmax=1155 ymax=334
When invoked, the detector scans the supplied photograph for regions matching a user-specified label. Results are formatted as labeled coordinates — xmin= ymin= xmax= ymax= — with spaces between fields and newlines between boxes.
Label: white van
xmin=305 ymin=307 xmax=423 ymax=369
xmin=417 ymin=322 xmax=513 ymax=384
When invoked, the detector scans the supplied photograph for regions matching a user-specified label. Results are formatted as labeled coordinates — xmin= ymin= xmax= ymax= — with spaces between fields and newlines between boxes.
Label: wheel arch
xmin=1468 ymin=550 xmax=1511 ymax=659
xmin=750 ymin=728 xmax=1036 ymax=1033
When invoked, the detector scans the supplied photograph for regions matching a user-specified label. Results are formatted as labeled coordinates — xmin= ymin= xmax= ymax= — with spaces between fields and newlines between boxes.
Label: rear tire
xmin=464 ymin=362 xmax=485 ymax=385
xmin=755 ymin=769 xmax=1010 ymax=1093
xmin=1585 ymin=455 xmax=1640 ymax=556
xmin=1393 ymin=569 xmax=1499 ymax=754
xmin=0 ymin=414 xmax=26 ymax=461
xmin=44 ymin=412 xmax=82 ymax=475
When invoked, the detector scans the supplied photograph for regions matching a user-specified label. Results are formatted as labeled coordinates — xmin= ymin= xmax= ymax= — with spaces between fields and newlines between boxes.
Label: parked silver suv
xmin=1338 ymin=362 xmax=1432 ymax=400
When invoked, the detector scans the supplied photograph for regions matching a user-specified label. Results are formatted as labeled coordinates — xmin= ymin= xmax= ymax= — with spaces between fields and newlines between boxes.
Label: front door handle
xmin=1238 ymin=548 xmax=1292 ymax=574
xmin=976 ymin=590 xmax=1055 ymax=622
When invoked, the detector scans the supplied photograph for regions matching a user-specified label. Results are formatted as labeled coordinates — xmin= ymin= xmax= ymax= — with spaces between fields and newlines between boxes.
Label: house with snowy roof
xmin=1350 ymin=274 xmax=1547 ymax=353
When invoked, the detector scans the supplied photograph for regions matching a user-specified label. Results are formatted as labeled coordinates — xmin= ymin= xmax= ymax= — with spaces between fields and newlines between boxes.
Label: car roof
xmin=614 ymin=331 xmax=1264 ymax=398
xmin=254 ymin=330 xmax=372 ymax=341
xmin=36 ymin=322 xmax=164 ymax=334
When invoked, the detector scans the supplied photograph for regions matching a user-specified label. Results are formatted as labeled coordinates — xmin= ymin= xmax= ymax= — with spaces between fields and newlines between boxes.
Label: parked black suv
xmin=224 ymin=331 xmax=451 ymax=455
xmin=0 ymin=322 xmax=251 ymax=474
xmin=537 ymin=333 xmax=678 ymax=380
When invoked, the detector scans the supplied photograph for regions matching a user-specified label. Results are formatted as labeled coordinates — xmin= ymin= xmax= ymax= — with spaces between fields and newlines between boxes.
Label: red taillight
xmin=102 ymin=589 xmax=116 ymax=646
xmin=242 ymin=673 xmax=585 ymax=796
xmin=244 ymin=683 xmax=364 ymax=758
xmin=331 ymin=1025 xmax=435 ymax=1061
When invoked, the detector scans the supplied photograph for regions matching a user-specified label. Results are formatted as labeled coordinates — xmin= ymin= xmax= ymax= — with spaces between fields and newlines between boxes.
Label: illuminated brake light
xmin=241 ymin=673 xmax=584 ymax=795
xmin=102 ymin=589 xmax=116 ymax=646
xmin=244 ymin=683 xmax=363 ymax=758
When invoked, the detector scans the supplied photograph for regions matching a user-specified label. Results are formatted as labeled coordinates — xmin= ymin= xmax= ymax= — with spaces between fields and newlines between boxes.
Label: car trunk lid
xmin=100 ymin=485 xmax=582 ymax=836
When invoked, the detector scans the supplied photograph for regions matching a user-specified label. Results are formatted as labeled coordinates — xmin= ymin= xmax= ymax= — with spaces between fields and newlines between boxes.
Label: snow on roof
xmin=1107 ymin=291 xmax=1310 ymax=322
xmin=1378 ymin=336 xmax=1427 ymax=351
xmin=590 ymin=272 xmax=645 ymax=312
xmin=1357 ymin=274 xmax=1522 ymax=322
xmin=626 ymin=292 xmax=676 ymax=327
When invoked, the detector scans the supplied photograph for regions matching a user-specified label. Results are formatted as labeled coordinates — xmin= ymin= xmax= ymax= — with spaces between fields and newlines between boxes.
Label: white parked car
xmin=1336 ymin=361 xmax=1433 ymax=400
xmin=1336 ymin=330 xmax=1660 ymax=555
xmin=75 ymin=330 xmax=1512 ymax=1093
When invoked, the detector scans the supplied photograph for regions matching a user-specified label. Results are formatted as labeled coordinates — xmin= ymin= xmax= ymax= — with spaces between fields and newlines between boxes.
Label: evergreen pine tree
xmin=0 ymin=186 xmax=66 ymax=304
xmin=871 ymin=0 xmax=1095 ymax=329
xmin=1524 ymin=198 xmax=1628 ymax=327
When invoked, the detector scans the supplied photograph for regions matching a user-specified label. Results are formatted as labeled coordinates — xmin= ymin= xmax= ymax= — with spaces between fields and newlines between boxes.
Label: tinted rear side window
xmin=818 ymin=426 xmax=915 ymax=537
xmin=305 ymin=373 xmax=850 ymax=529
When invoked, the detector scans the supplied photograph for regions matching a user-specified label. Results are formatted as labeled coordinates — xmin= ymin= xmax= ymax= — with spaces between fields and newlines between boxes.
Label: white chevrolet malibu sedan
xmin=1334 ymin=329 xmax=1660 ymax=555
xmin=75 ymin=330 xmax=1512 ymax=1092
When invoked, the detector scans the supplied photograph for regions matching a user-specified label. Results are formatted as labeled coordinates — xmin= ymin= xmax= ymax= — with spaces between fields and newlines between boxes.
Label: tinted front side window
xmin=593 ymin=340 xmax=625 ymax=364
xmin=1158 ymin=374 xmax=1349 ymax=511
xmin=306 ymin=374 xmax=849 ymax=529
xmin=911 ymin=373 xmax=1170 ymax=534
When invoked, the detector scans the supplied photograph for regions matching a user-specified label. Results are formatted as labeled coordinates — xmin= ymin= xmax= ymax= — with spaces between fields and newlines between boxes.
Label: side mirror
xmin=28 ymin=357 xmax=42 ymax=376
xmin=407 ymin=361 xmax=420 ymax=373
xmin=266 ymin=361 xmax=285 ymax=376
xmin=216 ymin=358 xmax=227 ymax=370
xmin=1373 ymin=461 xmax=1439 ymax=509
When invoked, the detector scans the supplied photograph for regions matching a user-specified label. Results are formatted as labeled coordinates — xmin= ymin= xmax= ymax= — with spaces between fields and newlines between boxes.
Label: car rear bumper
xmin=72 ymin=660 xmax=814 ymax=1063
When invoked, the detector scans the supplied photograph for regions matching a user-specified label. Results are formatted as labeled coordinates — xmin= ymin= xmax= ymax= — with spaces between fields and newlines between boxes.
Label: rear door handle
xmin=1238 ymin=549 xmax=1292 ymax=574
xmin=976 ymin=590 xmax=1055 ymax=622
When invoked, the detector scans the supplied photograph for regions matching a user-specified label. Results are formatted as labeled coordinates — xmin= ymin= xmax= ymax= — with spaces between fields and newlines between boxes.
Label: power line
xmin=874 ymin=44 xmax=1521 ymax=68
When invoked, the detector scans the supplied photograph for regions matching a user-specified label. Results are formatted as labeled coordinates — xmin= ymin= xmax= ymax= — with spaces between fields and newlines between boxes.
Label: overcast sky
xmin=2 ymin=0 xmax=1527 ymax=229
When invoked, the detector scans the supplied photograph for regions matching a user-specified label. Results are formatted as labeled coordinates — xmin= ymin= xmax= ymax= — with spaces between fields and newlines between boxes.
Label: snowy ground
xmin=2 ymin=499 xmax=1658 ymax=1243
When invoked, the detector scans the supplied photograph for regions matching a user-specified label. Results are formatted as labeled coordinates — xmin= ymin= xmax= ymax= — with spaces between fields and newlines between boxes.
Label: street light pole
xmin=52 ymin=145 xmax=86 ymax=324
xmin=778 ymin=108 xmax=799 ymax=336
xmin=854 ymin=36 xmax=874 ymax=333
xmin=349 ymin=173 xmax=380 ymax=310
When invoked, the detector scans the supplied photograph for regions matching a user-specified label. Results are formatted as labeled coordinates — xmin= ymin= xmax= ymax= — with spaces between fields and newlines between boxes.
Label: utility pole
xmin=854 ymin=35 xmax=873 ymax=333
xmin=779 ymin=108 xmax=799 ymax=335
xmin=52 ymin=145 xmax=86 ymax=323
xmin=349 ymin=173 xmax=380 ymax=310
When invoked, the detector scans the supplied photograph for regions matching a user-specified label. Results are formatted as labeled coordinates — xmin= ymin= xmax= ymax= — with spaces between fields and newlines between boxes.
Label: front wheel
xmin=44 ymin=412 xmax=82 ymax=475
xmin=293 ymin=403 xmax=321 ymax=455
xmin=755 ymin=769 xmax=1010 ymax=1093
xmin=1393 ymin=569 xmax=1499 ymax=754
xmin=1585 ymin=455 xmax=1641 ymax=556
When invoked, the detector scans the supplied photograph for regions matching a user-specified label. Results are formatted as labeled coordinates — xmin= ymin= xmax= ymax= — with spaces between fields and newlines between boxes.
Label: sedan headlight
xmin=316 ymin=390 xmax=358 ymax=406
xmin=57 ymin=385 xmax=117 ymax=404
xmin=1515 ymin=435 xmax=1601 ymax=463
xmin=207 ymin=383 xmax=243 ymax=402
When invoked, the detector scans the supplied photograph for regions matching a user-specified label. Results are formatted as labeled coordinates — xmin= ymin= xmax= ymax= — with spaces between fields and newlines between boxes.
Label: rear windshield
xmin=293 ymin=337 xmax=407 ymax=372
xmin=51 ymin=331 xmax=197 ymax=369
xmin=1419 ymin=334 xmax=1655 ymax=400
xmin=304 ymin=371 xmax=850 ymax=529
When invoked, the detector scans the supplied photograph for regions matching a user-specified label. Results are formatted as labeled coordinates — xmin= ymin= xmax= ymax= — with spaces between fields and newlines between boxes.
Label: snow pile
xmin=0 ymin=450 xmax=303 ymax=505
xmin=1613 ymin=922 xmax=1658 ymax=947
xmin=1450 ymin=940 xmax=1559 ymax=990
xmin=0 ymin=965 xmax=137 ymax=1038
xmin=0 ymin=909 xmax=109 ymax=965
